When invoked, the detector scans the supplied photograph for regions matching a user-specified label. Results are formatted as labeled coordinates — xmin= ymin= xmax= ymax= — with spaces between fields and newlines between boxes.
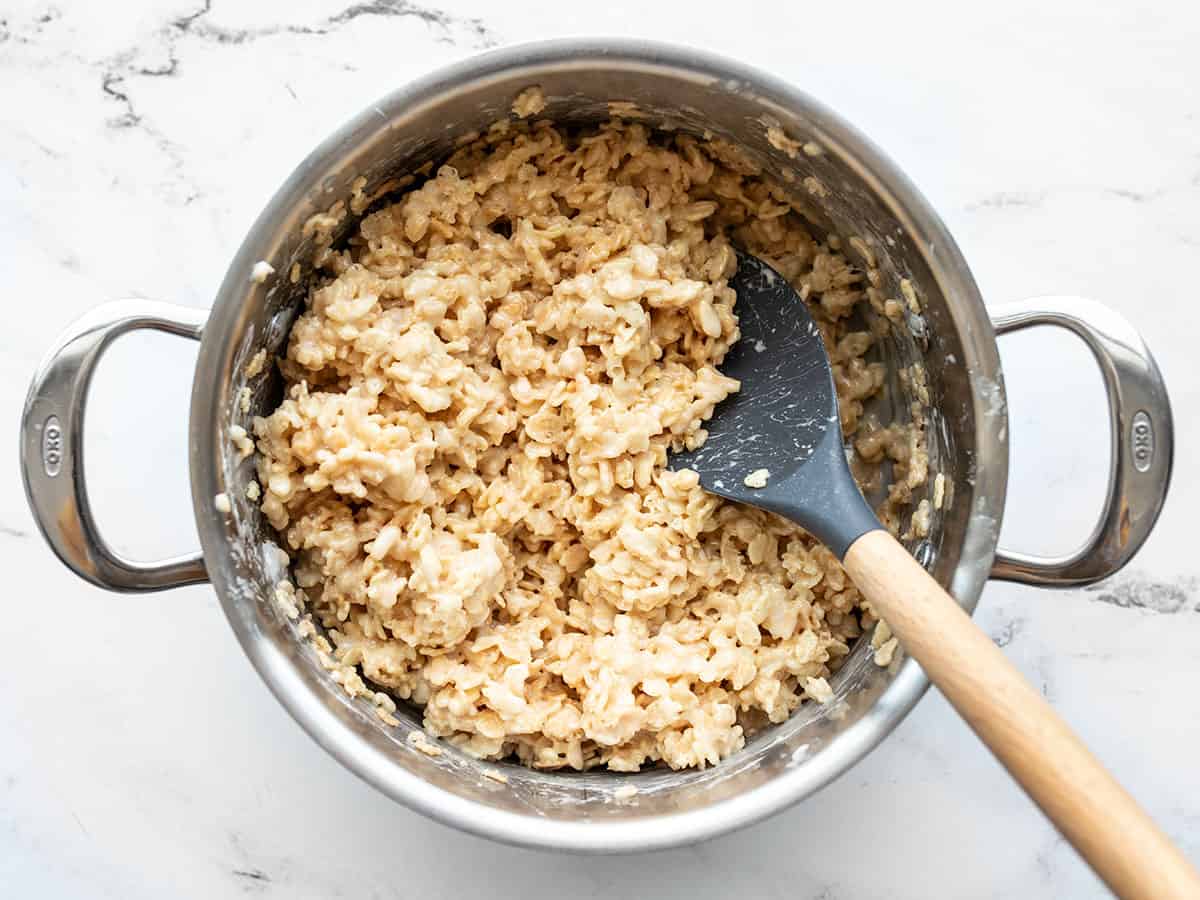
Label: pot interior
xmin=193 ymin=43 xmax=1003 ymax=848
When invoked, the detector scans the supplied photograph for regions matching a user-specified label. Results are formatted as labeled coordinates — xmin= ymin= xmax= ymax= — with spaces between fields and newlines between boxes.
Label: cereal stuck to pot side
xmin=250 ymin=118 xmax=928 ymax=771
xmin=511 ymin=85 xmax=546 ymax=119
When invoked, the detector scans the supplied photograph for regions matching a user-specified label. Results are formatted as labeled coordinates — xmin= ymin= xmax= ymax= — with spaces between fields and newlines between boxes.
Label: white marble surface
xmin=2 ymin=1 xmax=1198 ymax=896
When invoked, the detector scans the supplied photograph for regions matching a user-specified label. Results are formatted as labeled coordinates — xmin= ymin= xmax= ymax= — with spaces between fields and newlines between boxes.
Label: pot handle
xmin=19 ymin=300 xmax=210 ymax=592
xmin=989 ymin=296 xmax=1173 ymax=587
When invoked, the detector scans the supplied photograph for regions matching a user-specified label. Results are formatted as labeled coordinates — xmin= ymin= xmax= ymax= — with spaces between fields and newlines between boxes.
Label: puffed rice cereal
xmin=253 ymin=119 xmax=925 ymax=771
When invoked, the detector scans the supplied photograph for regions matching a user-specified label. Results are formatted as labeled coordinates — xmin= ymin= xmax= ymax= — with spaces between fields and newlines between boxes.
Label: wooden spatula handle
xmin=843 ymin=529 xmax=1200 ymax=900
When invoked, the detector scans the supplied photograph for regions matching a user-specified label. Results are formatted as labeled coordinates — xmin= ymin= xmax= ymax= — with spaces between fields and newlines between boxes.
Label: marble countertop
xmin=3 ymin=1 xmax=1198 ymax=896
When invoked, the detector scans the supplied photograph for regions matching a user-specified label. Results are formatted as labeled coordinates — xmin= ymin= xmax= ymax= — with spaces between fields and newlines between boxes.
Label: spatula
xmin=671 ymin=252 xmax=1200 ymax=900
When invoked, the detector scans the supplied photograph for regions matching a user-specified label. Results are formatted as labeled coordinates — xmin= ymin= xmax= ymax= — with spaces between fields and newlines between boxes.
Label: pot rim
xmin=189 ymin=37 xmax=1006 ymax=853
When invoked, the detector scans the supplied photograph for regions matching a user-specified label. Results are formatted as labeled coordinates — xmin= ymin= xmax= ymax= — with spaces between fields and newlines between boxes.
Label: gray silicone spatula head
xmin=670 ymin=251 xmax=881 ymax=557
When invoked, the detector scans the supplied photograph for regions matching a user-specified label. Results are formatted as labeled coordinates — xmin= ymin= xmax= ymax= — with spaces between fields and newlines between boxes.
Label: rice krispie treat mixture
xmin=253 ymin=117 xmax=922 ymax=771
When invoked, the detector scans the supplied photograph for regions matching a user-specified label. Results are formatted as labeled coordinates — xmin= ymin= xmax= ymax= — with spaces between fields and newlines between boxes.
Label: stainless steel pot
xmin=19 ymin=39 xmax=1172 ymax=853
